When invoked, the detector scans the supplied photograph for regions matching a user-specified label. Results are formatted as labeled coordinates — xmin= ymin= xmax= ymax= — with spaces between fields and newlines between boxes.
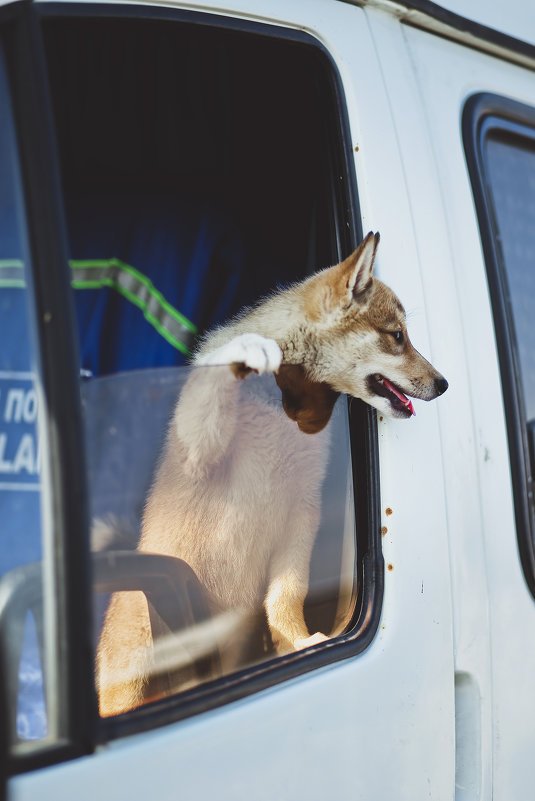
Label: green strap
xmin=0 ymin=258 xmax=197 ymax=357
xmin=0 ymin=259 xmax=25 ymax=288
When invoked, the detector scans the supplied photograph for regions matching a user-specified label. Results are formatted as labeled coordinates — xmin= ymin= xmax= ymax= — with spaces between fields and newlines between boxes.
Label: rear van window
xmin=464 ymin=93 xmax=535 ymax=598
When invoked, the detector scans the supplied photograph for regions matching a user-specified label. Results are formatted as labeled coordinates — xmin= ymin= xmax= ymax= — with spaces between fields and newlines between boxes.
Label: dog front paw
xmin=294 ymin=632 xmax=329 ymax=650
xmin=197 ymin=333 xmax=282 ymax=375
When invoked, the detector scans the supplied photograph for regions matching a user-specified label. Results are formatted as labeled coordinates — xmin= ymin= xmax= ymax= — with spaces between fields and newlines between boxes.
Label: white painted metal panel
xmin=398 ymin=19 xmax=535 ymax=800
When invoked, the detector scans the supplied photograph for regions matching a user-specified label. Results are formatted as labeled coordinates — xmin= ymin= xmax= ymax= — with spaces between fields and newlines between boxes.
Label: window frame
xmin=1 ymin=0 xmax=95 ymax=774
xmin=463 ymin=92 xmax=535 ymax=600
xmin=1 ymin=0 xmax=385 ymax=749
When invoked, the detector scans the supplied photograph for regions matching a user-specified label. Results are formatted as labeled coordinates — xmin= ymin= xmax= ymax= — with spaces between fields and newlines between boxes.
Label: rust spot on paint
xmin=381 ymin=526 xmax=388 ymax=536
xmin=379 ymin=416 xmax=383 ymax=422
xmin=385 ymin=507 xmax=393 ymax=516
xmin=387 ymin=563 xmax=394 ymax=571
xmin=354 ymin=144 xmax=360 ymax=152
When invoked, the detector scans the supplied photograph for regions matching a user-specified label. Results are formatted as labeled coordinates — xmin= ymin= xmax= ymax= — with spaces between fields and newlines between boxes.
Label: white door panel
xmin=395 ymin=19 xmax=535 ymax=801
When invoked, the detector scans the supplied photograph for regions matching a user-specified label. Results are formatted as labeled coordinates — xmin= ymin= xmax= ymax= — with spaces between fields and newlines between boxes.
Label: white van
xmin=1 ymin=0 xmax=535 ymax=799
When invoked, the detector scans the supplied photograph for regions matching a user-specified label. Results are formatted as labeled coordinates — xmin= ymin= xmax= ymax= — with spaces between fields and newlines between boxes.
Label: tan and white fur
xmin=96 ymin=232 xmax=448 ymax=716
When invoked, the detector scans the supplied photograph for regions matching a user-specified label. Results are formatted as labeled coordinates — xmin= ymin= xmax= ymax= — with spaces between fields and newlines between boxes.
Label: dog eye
xmin=391 ymin=330 xmax=404 ymax=344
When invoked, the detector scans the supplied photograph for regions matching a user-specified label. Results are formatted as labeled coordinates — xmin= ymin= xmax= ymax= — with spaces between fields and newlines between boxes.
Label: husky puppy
xmin=97 ymin=232 xmax=447 ymax=716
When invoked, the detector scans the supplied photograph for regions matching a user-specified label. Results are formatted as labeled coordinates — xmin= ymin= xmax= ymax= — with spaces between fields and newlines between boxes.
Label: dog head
xmin=301 ymin=232 xmax=448 ymax=419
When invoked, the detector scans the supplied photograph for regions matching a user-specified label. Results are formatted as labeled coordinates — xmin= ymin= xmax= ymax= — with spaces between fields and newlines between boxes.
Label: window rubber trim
xmin=37 ymin=1 xmax=384 ymax=744
xmin=463 ymin=92 xmax=535 ymax=600
xmin=2 ymin=0 xmax=96 ymax=774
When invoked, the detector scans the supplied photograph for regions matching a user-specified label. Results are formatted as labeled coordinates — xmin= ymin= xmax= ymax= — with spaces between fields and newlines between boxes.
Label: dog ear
xmin=304 ymin=231 xmax=380 ymax=320
xmin=275 ymin=364 xmax=340 ymax=434
xmin=340 ymin=231 xmax=380 ymax=302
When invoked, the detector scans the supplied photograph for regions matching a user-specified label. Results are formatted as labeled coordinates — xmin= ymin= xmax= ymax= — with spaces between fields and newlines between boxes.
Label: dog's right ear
xmin=305 ymin=232 xmax=380 ymax=320
xmin=338 ymin=231 xmax=380 ymax=303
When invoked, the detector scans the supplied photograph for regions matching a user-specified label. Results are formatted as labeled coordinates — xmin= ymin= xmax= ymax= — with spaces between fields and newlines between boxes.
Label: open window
xmin=36 ymin=6 xmax=381 ymax=734
xmin=41 ymin=10 xmax=354 ymax=372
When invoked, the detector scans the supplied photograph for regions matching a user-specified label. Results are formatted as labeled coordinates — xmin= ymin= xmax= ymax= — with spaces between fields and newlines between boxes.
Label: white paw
xmin=294 ymin=632 xmax=329 ymax=650
xmin=197 ymin=333 xmax=282 ymax=375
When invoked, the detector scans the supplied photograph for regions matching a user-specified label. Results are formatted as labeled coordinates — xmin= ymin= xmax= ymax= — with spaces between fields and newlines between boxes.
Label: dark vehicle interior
xmin=42 ymin=14 xmax=354 ymax=372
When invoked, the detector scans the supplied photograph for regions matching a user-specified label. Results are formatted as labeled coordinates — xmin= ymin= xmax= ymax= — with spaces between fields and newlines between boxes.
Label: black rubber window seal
xmin=463 ymin=92 xmax=535 ymax=600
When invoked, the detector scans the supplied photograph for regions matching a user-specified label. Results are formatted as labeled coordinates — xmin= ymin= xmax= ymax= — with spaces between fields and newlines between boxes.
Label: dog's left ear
xmin=339 ymin=231 xmax=380 ymax=303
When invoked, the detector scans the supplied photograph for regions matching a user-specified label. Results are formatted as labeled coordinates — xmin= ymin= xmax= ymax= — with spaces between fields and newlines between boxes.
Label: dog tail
xmin=91 ymin=515 xmax=139 ymax=552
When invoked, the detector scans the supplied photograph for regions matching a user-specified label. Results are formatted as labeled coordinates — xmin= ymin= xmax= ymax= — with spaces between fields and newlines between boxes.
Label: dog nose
xmin=434 ymin=376 xmax=448 ymax=396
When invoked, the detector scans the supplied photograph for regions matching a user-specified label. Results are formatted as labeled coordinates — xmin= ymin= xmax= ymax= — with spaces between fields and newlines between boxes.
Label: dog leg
xmin=174 ymin=334 xmax=282 ymax=479
xmin=265 ymin=572 xmax=329 ymax=652
xmin=96 ymin=591 xmax=153 ymax=717
xmin=265 ymin=504 xmax=328 ymax=652
xmin=264 ymin=571 xmax=311 ymax=652
xmin=195 ymin=333 xmax=282 ymax=374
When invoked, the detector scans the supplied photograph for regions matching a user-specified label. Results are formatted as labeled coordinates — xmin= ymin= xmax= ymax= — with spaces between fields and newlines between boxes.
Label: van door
xmin=7 ymin=2 xmax=455 ymax=800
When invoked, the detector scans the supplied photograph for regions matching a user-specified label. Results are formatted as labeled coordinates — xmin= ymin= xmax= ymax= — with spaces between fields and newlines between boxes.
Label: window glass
xmin=485 ymin=135 xmax=535 ymax=419
xmin=89 ymin=365 xmax=356 ymax=715
xmin=465 ymin=95 xmax=535 ymax=594
xmin=0 ymin=43 xmax=59 ymax=751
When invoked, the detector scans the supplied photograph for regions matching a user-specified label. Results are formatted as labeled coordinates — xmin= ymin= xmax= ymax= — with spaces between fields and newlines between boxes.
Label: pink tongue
xmin=382 ymin=377 xmax=415 ymax=416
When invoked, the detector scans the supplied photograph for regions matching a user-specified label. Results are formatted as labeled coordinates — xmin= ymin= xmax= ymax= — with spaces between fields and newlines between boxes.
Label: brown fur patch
xmin=365 ymin=280 xmax=406 ymax=329
xmin=333 ymin=278 xmax=407 ymax=344
xmin=230 ymin=362 xmax=253 ymax=379
xmin=275 ymin=363 xmax=340 ymax=434
xmin=302 ymin=271 xmax=334 ymax=322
